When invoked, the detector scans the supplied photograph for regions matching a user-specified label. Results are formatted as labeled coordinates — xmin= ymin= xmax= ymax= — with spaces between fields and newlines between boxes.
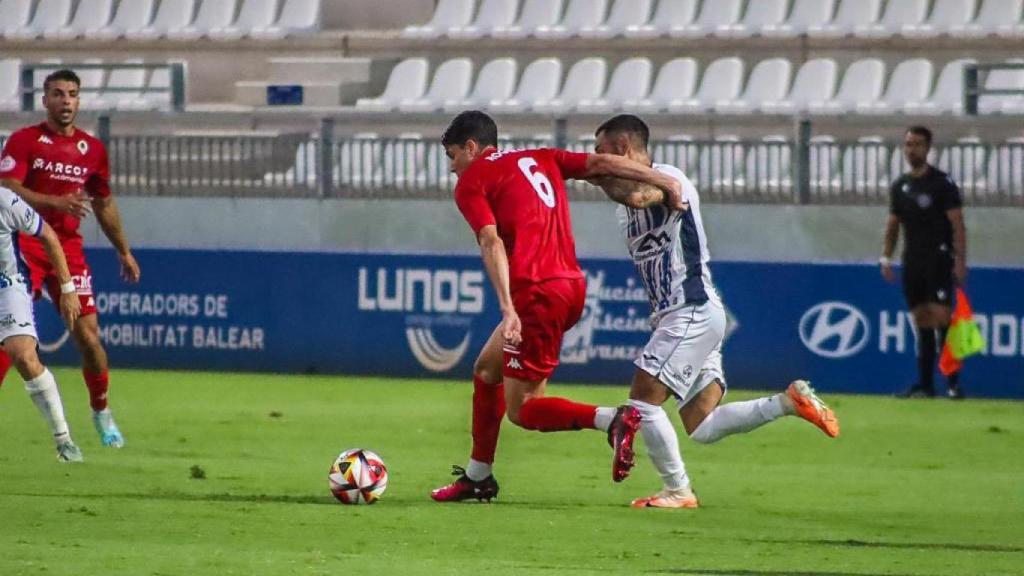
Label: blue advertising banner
xmin=35 ymin=249 xmax=1024 ymax=398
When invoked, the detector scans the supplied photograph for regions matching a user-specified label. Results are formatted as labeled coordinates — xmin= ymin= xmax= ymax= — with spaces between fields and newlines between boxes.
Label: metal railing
xmin=19 ymin=62 xmax=186 ymax=113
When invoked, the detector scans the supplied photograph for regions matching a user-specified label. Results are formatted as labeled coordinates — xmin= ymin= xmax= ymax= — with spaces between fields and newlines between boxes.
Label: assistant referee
xmin=880 ymin=126 xmax=967 ymax=399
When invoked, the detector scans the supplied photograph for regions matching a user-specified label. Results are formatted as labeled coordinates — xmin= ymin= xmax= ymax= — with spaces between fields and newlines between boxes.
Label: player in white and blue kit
xmin=593 ymin=116 xmax=840 ymax=508
xmin=0 ymin=185 xmax=83 ymax=461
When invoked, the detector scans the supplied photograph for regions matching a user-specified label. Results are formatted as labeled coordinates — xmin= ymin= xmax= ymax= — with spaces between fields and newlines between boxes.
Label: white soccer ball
xmin=328 ymin=448 xmax=388 ymax=505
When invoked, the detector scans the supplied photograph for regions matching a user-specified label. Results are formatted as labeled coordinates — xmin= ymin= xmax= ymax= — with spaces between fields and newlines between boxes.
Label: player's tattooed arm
xmin=582 ymin=154 xmax=686 ymax=210
xmin=589 ymin=177 xmax=664 ymax=209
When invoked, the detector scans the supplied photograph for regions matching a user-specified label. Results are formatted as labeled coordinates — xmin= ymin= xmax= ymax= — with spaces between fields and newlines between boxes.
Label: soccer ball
xmin=328 ymin=448 xmax=388 ymax=504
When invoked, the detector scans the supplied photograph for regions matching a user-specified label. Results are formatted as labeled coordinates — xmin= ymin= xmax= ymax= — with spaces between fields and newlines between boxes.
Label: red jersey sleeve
xmin=0 ymin=130 xmax=33 ymax=183
xmin=454 ymin=173 xmax=496 ymax=236
xmin=86 ymin=140 xmax=111 ymax=198
xmin=548 ymin=148 xmax=590 ymax=180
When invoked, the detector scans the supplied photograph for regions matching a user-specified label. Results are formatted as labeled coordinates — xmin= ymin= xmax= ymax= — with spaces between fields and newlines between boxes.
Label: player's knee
xmin=687 ymin=413 xmax=715 ymax=444
xmin=74 ymin=324 xmax=103 ymax=351
xmin=7 ymin=348 xmax=42 ymax=376
xmin=473 ymin=362 xmax=501 ymax=385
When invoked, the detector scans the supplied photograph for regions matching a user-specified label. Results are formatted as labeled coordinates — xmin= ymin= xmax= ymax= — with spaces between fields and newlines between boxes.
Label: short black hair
xmin=442 ymin=110 xmax=498 ymax=149
xmin=906 ymin=125 xmax=933 ymax=147
xmin=595 ymin=114 xmax=650 ymax=149
xmin=43 ymin=69 xmax=81 ymax=93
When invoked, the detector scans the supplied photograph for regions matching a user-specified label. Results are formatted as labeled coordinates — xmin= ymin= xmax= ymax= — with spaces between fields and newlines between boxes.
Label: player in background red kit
xmin=431 ymin=111 xmax=685 ymax=502
xmin=0 ymin=69 xmax=140 ymax=448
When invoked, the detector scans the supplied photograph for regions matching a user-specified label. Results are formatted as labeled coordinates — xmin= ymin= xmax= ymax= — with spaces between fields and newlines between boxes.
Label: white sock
xmin=24 ymin=369 xmax=71 ymax=444
xmin=593 ymin=406 xmax=616 ymax=432
xmin=628 ymin=399 xmax=689 ymax=490
xmin=690 ymin=394 xmax=787 ymax=444
xmin=465 ymin=458 xmax=492 ymax=482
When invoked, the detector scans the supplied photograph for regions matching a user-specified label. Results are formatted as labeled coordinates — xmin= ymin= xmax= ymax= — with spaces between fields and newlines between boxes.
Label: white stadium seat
xmin=126 ymin=65 xmax=173 ymax=110
xmin=762 ymin=0 xmax=835 ymax=37
xmin=6 ymin=0 xmax=72 ymax=40
xmin=716 ymin=0 xmax=789 ymax=38
xmin=950 ymin=0 xmax=1022 ymax=37
xmin=533 ymin=57 xmax=607 ymax=114
xmin=355 ymin=58 xmax=429 ymax=113
xmin=447 ymin=0 xmax=517 ymax=39
xmin=46 ymin=0 xmax=113 ymax=39
xmin=76 ymin=59 xmax=108 ymax=111
xmin=489 ymin=57 xmax=562 ymax=113
xmin=443 ymin=57 xmax=517 ymax=112
xmin=808 ymin=58 xmax=885 ymax=114
xmin=535 ymin=0 xmax=608 ymax=39
xmin=903 ymin=0 xmax=977 ymax=38
xmin=491 ymin=0 xmax=564 ymax=39
xmin=209 ymin=0 xmax=278 ymax=40
xmin=127 ymin=0 xmax=196 ymax=40
xmin=623 ymin=57 xmax=698 ymax=113
xmin=668 ymin=57 xmax=744 ymax=114
xmin=169 ymin=0 xmax=237 ymax=40
xmin=0 ymin=58 xmax=20 ymax=111
xmin=994 ymin=0 xmax=1024 ymax=37
xmin=398 ymin=58 xmax=473 ymax=113
xmin=672 ymin=0 xmax=742 ymax=38
xmin=251 ymin=0 xmax=322 ymax=39
xmin=0 ymin=0 xmax=34 ymax=37
xmin=762 ymin=58 xmax=837 ymax=114
xmin=92 ymin=60 xmax=147 ymax=109
xmin=808 ymin=0 xmax=881 ymax=37
xmin=979 ymin=59 xmax=1024 ymax=114
xmin=716 ymin=58 xmax=793 ymax=114
xmin=579 ymin=0 xmax=653 ymax=38
xmin=576 ymin=57 xmax=652 ymax=113
xmin=87 ymin=0 xmax=155 ymax=39
xmin=402 ymin=0 xmax=473 ymax=40
xmin=856 ymin=58 xmax=933 ymax=115
xmin=853 ymin=0 xmax=929 ymax=38
xmin=904 ymin=58 xmax=974 ymax=115
xmin=624 ymin=0 xmax=697 ymax=38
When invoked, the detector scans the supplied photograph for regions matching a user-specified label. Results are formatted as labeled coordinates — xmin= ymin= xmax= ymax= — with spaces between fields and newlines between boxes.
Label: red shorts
xmin=19 ymin=236 xmax=97 ymax=316
xmin=503 ymin=277 xmax=586 ymax=382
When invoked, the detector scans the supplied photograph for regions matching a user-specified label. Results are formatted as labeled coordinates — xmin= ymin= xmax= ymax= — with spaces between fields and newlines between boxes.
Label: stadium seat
xmin=978 ymin=59 xmax=1024 ymax=114
xmin=355 ymin=58 xmax=429 ymax=112
xmin=623 ymin=57 xmax=698 ymax=113
xmin=535 ymin=0 xmax=608 ymax=39
xmin=808 ymin=58 xmax=885 ymax=114
xmin=853 ymin=0 xmax=928 ymax=38
xmin=904 ymin=58 xmax=974 ymax=115
xmin=401 ymin=0 xmax=473 ymax=40
xmin=443 ymin=57 xmax=517 ymax=112
xmin=251 ymin=0 xmax=322 ymax=39
xmin=6 ymin=0 xmax=72 ymax=40
xmin=0 ymin=58 xmax=19 ymax=111
xmin=668 ymin=57 xmax=744 ymax=114
xmin=715 ymin=57 xmax=792 ymax=114
xmin=579 ymin=0 xmax=653 ymax=38
xmin=126 ymin=0 xmax=196 ymax=40
xmin=87 ymin=0 xmax=155 ymax=39
xmin=491 ymin=0 xmax=564 ymax=39
xmin=761 ymin=58 xmax=837 ymax=114
xmin=672 ymin=0 xmax=742 ymax=38
xmin=950 ymin=0 xmax=1022 ymax=37
xmin=716 ymin=0 xmax=789 ymax=38
xmin=623 ymin=0 xmax=697 ymax=38
xmin=76 ymin=59 xmax=108 ymax=111
xmin=533 ymin=57 xmax=607 ymax=114
xmin=447 ymin=0 xmax=517 ymax=39
xmin=128 ymin=65 xmax=173 ymax=110
xmin=488 ymin=57 xmax=562 ymax=113
xmin=0 ymin=0 xmax=33 ymax=37
xmin=576 ymin=57 xmax=652 ymax=113
xmin=169 ymin=0 xmax=237 ymax=40
xmin=762 ymin=0 xmax=835 ymax=37
xmin=398 ymin=58 xmax=473 ymax=113
xmin=92 ymin=60 xmax=147 ymax=109
xmin=903 ymin=0 xmax=977 ymax=38
xmin=209 ymin=0 xmax=278 ymax=40
xmin=855 ymin=58 xmax=933 ymax=115
xmin=994 ymin=0 xmax=1024 ymax=37
xmin=46 ymin=0 xmax=113 ymax=39
xmin=807 ymin=0 xmax=881 ymax=37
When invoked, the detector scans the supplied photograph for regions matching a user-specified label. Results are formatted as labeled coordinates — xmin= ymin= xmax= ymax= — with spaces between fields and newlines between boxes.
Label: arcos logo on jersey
xmin=799 ymin=302 xmax=870 ymax=359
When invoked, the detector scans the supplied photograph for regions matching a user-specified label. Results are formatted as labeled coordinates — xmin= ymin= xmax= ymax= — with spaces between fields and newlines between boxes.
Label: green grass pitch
xmin=1 ymin=369 xmax=1021 ymax=576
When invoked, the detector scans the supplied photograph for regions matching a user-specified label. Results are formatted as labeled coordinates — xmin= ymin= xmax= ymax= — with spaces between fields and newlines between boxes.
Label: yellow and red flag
xmin=939 ymin=288 xmax=986 ymax=376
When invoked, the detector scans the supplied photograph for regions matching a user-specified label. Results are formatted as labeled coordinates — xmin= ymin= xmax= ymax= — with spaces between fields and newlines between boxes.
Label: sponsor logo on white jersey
xmin=0 ymin=155 xmax=14 ymax=172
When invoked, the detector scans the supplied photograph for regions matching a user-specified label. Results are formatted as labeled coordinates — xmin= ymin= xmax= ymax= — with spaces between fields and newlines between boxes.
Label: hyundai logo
xmin=799 ymin=302 xmax=870 ymax=359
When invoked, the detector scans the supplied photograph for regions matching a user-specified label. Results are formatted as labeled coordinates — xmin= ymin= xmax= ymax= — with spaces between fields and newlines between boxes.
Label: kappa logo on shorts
xmin=506 ymin=357 xmax=523 ymax=370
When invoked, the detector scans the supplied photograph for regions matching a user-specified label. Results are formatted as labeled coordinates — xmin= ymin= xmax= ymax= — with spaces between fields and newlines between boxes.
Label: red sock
xmin=83 ymin=370 xmax=109 ymax=411
xmin=470 ymin=376 xmax=505 ymax=464
xmin=517 ymin=397 xmax=597 ymax=432
xmin=0 ymin=349 xmax=10 ymax=388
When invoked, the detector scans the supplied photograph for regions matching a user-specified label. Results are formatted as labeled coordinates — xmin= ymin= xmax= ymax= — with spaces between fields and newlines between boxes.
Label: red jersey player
xmin=431 ymin=111 xmax=685 ymax=502
xmin=0 ymin=69 xmax=140 ymax=448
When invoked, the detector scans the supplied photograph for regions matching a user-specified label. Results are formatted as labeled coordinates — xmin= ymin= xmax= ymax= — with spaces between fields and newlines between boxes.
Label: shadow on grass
xmin=738 ymin=537 xmax=1023 ymax=554
xmin=649 ymin=571 xmax=920 ymax=576
xmin=17 ymin=491 xmax=338 ymax=506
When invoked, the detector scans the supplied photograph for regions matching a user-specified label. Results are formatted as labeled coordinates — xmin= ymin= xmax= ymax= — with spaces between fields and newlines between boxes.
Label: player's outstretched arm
xmin=589 ymin=176 xmax=665 ymax=210
xmin=476 ymin=225 xmax=521 ymax=346
xmin=0 ymin=178 xmax=91 ymax=218
xmin=92 ymin=195 xmax=141 ymax=283
xmin=38 ymin=221 xmax=81 ymax=328
xmin=581 ymin=154 xmax=685 ymax=210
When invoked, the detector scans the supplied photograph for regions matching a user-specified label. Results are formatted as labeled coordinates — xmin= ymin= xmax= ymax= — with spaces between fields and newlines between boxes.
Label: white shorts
xmin=0 ymin=285 xmax=38 ymax=344
xmin=634 ymin=301 xmax=727 ymax=411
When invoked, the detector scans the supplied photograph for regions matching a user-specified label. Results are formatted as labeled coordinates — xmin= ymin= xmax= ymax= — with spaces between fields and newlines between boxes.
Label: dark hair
xmin=441 ymin=110 xmax=498 ymax=149
xmin=595 ymin=114 xmax=650 ymax=149
xmin=43 ymin=69 xmax=81 ymax=93
xmin=906 ymin=125 xmax=933 ymax=146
